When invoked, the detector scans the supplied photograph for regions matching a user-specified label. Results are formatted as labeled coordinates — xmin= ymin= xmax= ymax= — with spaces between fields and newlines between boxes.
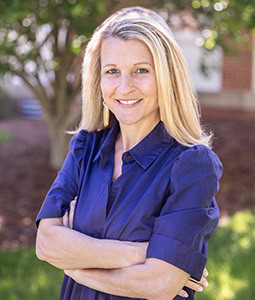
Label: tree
xmin=0 ymin=0 xmax=157 ymax=169
xmin=159 ymin=0 xmax=255 ymax=51
xmin=0 ymin=0 xmax=106 ymax=169
xmin=1 ymin=0 xmax=253 ymax=169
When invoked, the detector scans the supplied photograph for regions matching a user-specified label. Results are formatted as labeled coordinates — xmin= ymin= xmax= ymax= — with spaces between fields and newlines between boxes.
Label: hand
xmin=63 ymin=199 xmax=209 ymax=298
xmin=65 ymin=267 xmax=209 ymax=299
xmin=178 ymin=268 xmax=209 ymax=298
xmin=62 ymin=198 xmax=77 ymax=229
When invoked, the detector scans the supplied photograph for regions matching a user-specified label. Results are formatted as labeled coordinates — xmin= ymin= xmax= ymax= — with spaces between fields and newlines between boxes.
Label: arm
xmin=36 ymin=217 xmax=148 ymax=270
xmin=36 ymin=206 xmax=208 ymax=299
xmin=36 ymin=133 xmax=148 ymax=271
xmin=65 ymin=258 xmax=190 ymax=300
xmin=145 ymin=145 xmax=223 ymax=281
xmin=63 ymin=146 xmax=220 ymax=299
xmin=63 ymin=201 xmax=209 ymax=299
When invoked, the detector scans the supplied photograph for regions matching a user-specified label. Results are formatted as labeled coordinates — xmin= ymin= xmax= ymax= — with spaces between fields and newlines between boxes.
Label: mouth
xmin=117 ymin=99 xmax=142 ymax=106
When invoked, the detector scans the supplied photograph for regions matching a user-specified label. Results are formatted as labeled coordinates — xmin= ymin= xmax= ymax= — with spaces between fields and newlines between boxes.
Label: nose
xmin=117 ymin=73 xmax=135 ymax=95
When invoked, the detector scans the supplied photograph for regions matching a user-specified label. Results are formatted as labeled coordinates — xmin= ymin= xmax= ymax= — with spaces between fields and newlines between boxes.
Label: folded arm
xmin=61 ymin=201 xmax=208 ymax=299
xmin=36 ymin=217 xmax=148 ymax=270
xmin=65 ymin=258 xmax=190 ymax=300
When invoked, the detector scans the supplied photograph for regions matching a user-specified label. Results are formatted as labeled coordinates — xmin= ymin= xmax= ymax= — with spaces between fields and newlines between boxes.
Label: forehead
xmin=100 ymin=37 xmax=154 ymax=66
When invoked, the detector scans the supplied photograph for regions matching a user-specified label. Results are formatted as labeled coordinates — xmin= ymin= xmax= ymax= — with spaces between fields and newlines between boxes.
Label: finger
xmin=69 ymin=199 xmax=76 ymax=229
xmin=200 ymin=276 xmax=209 ymax=287
xmin=178 ymin=289 xmax=189 ymax=298
xmin=185 ymin=280 xmax=204 ymax=292
xmin=203 ymin=268 xmax=209 ymax=277
xmin=190 ymin=276 xmax=209 ymax=287
xmin=186 ymin=277 xmax=209 ymax=292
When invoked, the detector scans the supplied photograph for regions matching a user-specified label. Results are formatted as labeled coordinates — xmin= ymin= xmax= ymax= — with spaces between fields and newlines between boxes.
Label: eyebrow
xmin=102 ymin=64 xmax=117 ymax=68
xmin=102 ymin=62 xmax=153 ymax=68
xmin=134 ymin=62 xmax=153 ymax=66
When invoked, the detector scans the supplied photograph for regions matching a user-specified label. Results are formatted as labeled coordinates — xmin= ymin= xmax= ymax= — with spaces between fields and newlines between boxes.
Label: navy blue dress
xmin=36 ymin=121 xmax=223 ymax=300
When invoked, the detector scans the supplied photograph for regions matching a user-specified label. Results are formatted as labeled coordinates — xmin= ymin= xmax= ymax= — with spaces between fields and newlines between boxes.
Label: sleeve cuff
xmin=146 ymin=233 xmax=207 ymax=280
xmin=35 ymin=199 xmax=69 ymax=227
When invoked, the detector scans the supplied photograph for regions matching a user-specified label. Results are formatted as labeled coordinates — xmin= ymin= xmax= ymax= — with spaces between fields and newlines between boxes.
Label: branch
xmin=34 ymin=71 xmax=54 ymax=112
xmin=17 ymin=72 xmax=40 ymax=97
xmin=52 ymin=27 xmax=59 ymax=58
xmin=53 ymin=43 xmax=77 ymax=113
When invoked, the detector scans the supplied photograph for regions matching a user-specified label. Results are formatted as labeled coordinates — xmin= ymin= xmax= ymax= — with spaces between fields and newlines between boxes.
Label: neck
xmin=117 ymin=118 xmax=160 ymax=152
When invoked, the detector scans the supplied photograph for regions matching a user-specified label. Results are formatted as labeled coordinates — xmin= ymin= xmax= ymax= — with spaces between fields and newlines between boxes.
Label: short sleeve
xmin=146 ymin=145 xmax=223 ymax=280
xmin=35 ymin=130 xmax=87 ymax=227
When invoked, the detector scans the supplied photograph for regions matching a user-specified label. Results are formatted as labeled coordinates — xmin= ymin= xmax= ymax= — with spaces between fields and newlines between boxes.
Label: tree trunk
xmin=47 ymin=119 xmax=72 ymax=170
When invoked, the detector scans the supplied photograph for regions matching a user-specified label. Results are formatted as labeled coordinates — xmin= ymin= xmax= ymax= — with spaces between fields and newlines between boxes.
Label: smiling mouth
xmin=117 ymin=99 xmax=141 ymax=105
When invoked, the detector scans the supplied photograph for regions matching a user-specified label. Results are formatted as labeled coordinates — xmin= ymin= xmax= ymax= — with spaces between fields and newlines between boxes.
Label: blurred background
xmin=0 ymin=0 xmax=254 ymax=299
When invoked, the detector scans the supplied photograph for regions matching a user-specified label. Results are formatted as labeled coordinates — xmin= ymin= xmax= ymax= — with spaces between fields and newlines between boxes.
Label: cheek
xmin=150 ymin=81 xmax=158 ymax=96
xmin=150 ymin=75 xmax=158 ymax=93
xmin=150 ymin=79 xmax=158 ymax=101
xmin=140 ymin=78 xmax=158 ymax=97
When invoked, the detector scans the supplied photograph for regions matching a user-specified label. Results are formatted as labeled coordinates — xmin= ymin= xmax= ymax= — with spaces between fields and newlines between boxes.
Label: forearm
xmin=65 ymin=258 xmax=190 ymax=300
xmin=36 ymin=218 xmax=147 ymax=270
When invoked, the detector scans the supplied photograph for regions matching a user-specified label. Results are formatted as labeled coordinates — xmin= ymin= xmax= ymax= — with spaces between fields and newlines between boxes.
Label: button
xmin=122 ymin=152 xmax=133 ymax=163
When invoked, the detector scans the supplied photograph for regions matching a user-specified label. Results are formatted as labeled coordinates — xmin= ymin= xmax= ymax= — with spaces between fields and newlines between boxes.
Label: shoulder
xmin=69 ymin=128 xmax=110 ymax=165
xmin=168 ymin=144 xmax=223 ymax=208
xmin=172 ymin=144 xmax=223 ymax=182
xmin=69 ymin=128 xmax=108 ymax=151
xmin=180 ymin=144 xmax=222 ymax=168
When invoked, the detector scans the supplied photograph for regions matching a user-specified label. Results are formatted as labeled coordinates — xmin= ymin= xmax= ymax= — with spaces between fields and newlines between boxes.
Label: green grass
xmin=0 ymin=210 xmax=254 ymax=299
xmin=196 ymin=209 xmax=255 ymax=300
xmin=0 ymin=248 xmax=63 ymax=299
xmin=0 ymin=132 xmax=13 ymax=143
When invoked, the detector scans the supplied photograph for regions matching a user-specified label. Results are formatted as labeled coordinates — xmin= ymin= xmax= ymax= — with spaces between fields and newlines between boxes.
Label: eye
xmin=136 ymin=68 xmax=149 ymax=74
xmin=106 ymin=68 xmax=118 ymax=75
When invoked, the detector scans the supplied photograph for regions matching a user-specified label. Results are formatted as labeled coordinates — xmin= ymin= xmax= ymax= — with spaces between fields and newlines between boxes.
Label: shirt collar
xmin=93 ymin=121 xmax=173 ymax=169
xmin=127 ymin=121 xmax=173 ymax=169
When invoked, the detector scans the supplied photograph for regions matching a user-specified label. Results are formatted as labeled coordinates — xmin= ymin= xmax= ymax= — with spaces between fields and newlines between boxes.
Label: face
xmin=100 ymin=37 xmax=159 ymax=129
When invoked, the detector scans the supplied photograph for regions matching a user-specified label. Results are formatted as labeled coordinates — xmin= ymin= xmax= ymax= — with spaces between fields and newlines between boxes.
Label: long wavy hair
xmin=77 ymin=6 xmax=212 ymax=148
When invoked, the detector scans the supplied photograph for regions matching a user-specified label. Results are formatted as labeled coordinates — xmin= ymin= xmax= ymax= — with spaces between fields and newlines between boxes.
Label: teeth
xmin=119 ymin=99 xmax=140 ymax=105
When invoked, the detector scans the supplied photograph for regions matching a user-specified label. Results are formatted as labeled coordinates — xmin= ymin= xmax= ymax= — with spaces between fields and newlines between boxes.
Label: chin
xmin=115 ymin=114 xmax=138 ymax=125
xmin=118 ymin=119 xmax=138 ymax=126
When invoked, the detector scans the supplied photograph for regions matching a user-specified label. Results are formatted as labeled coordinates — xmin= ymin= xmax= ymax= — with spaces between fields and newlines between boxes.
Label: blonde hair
xmin=78 ymin=6 xmax=212 ymax=148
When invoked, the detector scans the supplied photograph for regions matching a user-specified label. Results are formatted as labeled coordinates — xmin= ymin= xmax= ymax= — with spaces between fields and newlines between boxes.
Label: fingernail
xmin=204 ymin=281 xmax=209 ymax=287
xmin=198 ymin=286 xmax=203 ymax=292
xmin=184 ymin=292 xmax=188 ymax=298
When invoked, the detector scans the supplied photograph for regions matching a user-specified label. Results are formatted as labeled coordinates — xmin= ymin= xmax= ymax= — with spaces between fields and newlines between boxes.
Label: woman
xmin=36 ymin=6 xmax=222 ymax=300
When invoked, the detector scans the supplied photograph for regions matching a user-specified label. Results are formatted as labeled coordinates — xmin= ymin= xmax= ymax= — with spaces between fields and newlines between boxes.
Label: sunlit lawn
xmin=0 ymin=248 xmax=63 ymax=299
xmin=196 ymin=209 xmax=255 ymax=300
xmin=0 ymin=209 xmax=254 ymax=299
